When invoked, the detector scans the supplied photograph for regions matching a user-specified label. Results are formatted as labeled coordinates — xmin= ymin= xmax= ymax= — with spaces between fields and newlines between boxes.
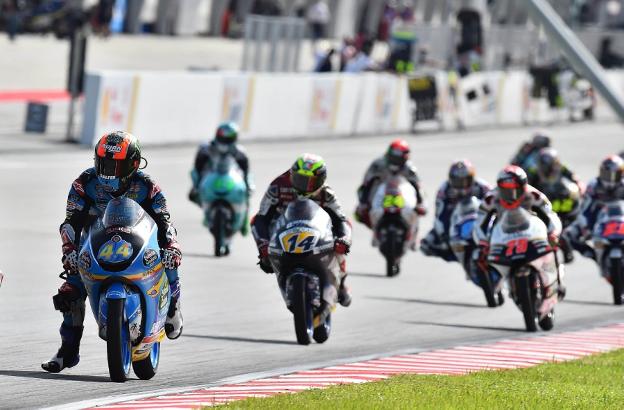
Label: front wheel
xmin=213 ymin=207 xmax=226 ymax=257
xmin=291 ymin=275 xmax=312 ymax=345
xmin=611 ymin=257 xmax=623 ymax=305
xmin=516 ymin=274 xmax=538 ymax=332
xmin=538 ymin=310 xmax=555 ymax=331
xmin=107 ymin=299 xmax=132 ymax=382
xmin=385 ymin=233 xmax=400 ymax=277
xmin=476 ymin=267 xmax=497 ymax=308
xmin=132 ymin=342 xmax=160 ymax=380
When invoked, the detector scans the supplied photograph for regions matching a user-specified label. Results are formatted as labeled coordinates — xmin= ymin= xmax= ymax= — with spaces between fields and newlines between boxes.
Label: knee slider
xmin=53 ymin=282 xmax=82 ymax=313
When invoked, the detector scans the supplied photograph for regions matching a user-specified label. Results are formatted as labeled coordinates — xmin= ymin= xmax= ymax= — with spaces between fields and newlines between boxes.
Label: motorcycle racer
xmin=564 ymin=155 xmax=624 ymax=260
xmin=42 ymin=131 xmax=183 ymax=374
xmin=189 ymin=122 xmax=251 ymax=234
xmin=251 ymin=153 xmax=353 ymax=307
xmin=510 ymin=130 xmax=551 ymax=172
xmin=355 ymin=139 xmax=426 ymax=229
xmin=474 ymin=165 xmax=565 ymax=296
xmin=421 ymin=159 xmax=491 ymax=261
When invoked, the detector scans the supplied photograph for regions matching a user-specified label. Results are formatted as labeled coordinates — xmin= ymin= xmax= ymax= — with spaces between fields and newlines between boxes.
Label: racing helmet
xmin=531 ymin=130 xmax=551 ymax=150
xmin=215 ymin=122 xmax=239 ymax=154
xmin=94 ymin=131 xmax=142 ymax=192
xmin=449 ymin=159 xmax=475 ymax=197
xmin=290 ymin=153 xmax=327 ymax=196
xmin=536 ymin=148 xmax=562 ymax=183
xmin=599 ymin=155 xmax=624 ymax=190
xmin=497 ymin=165 xmax=528 ymax=210
xmin=385 ymin=139 xmax=410 ymax=173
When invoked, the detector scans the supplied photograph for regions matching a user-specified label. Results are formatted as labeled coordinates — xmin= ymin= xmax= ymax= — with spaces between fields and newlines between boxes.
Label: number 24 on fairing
xmin=279 ymin=230 xmax=317 ymax=253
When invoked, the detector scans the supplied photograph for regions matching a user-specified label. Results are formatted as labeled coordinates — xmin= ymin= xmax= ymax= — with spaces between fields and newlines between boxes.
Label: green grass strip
xmin=222 ymin=349 xmax=624 ymax=409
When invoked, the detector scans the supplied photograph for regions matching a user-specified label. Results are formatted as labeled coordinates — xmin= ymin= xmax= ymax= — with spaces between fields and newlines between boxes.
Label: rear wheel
xmin=313 ymin=314 xmax=331 ymax=344
xmin=213 ymin=208 xmax=226 ymax=257
xmin=132 ymin=342 xmax=160 ymax=380
xmin=291 ymin=275 xmax=312 ymax=345
xmin=516 ymin=274 xmax=538 ymax=332
xmin=106 ymin=299 xmax=132 ymax=382
xmin=611 ymin=258 xmax=622 ymax=305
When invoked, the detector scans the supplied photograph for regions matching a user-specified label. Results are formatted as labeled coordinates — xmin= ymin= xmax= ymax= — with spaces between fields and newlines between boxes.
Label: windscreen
xmin=606 ymin=202 xmax=624 ymax=218
xmin=284 ymin=198 xmax=318 ymax=222
xmin=103 ymin=197 xmax=144 ymax=228
xmin=500 ymin=208 xmax=530 ymax=234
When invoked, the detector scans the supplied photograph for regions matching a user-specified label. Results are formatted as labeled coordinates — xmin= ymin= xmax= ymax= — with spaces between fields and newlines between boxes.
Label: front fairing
xmin=79 ymin=205 xmax=169 ymax=356
xmin=592 ymin=200 xmax=624 ymax=273
xmin=199 ymin=156 xmax=247 ymax=206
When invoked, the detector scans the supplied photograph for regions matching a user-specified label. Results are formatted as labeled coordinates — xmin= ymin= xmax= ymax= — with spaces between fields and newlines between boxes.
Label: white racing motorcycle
xmin=268 ymin=198 xmax=340 ymax=345
xmin=487 ymin=207 xmax=562 ymax=332
xmin=369 ymin=175 xmax=419 ymax=277
xmin=592 ymin=200 xmax=624 ymax=305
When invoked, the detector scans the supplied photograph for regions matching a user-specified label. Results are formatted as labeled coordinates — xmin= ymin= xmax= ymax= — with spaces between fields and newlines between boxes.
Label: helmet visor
xmin=600 ymin=167 xmax=621 ymax=188
xmin=96 ymin=155 xmax=136 ymax=180
xmin=450 ymin=175 xmax=473 ymax=190
xmin=291 ymin=172 xmax=321 ymax=195
xmin=498 ymin=183 xmax=524 ymax=207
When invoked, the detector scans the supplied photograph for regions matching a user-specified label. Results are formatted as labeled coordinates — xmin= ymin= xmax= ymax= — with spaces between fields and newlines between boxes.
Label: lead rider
xmin=42 ymin=131 xmax=184 ymax=374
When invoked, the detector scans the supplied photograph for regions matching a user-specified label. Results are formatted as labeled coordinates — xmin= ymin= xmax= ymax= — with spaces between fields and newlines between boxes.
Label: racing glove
xmin=62 ymin=243 xmax=79 ymax=275
xmin=548 ymin=232 xmax=559 ymax=249
xmin=415 ymin=204 xmax=427 ymax=216
xmin=334 ymin=237 xmax=351 ymax=255
xmin=355 ymin=203 xmax=370 ymax=226
xmin=257 ymin=243 xmax=274 ymax=274
xmin=162 ymin=242 xmax=182 ymax=269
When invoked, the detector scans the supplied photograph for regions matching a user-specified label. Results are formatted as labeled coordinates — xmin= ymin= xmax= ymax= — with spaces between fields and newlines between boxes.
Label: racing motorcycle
xmin=78 ymin=197 xmax=170 ymax=382
xmin=592 ymin=200 xmax=624 ymax=305
xmin=268 ymin=198 xmax=338 ymax=345
xmin=369 ymin=175 xmax=419 ymax=277
xmin=487 ymin=207 xmax=561 ymax=332
xmin=538 ymin=178 xmax=581 ymax=229
xmin=449 ymin=196 xmax=503 ymax=307
xmin=196 ymin=155 xmax=249 ymax=256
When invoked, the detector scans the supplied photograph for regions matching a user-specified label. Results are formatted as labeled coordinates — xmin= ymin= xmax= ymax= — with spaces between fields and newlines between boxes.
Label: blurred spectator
xmin=306 ymin=0 xmax=330 ymax=41
xmin=455 ymin=43 xmax=481 ymax=77
xmin=339 ymin=37 xmax=356 ymax=71
xmin=528 ymin=35 xmax=562 ymax=108
xmin=378 ymin=1 xmax=398 ymax=42
xmin=93 ymin=0 xmax=114 ymax=36
xmin=599 ymin=36 xmax=624 ymax=68
xmin=314 ymin=47 xmax=335 ymax=72
xmin=344 ymin=39 xmax=374 ymax=72
xmin=386 ymin=8 xmax=416 ymax=73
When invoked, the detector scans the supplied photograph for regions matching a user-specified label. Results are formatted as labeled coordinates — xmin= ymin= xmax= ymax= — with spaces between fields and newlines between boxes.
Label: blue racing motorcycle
xmin=196 ymin=155 xmax=249 ymax=256
xmin=78 ymin=197 xmax=170 ymax=382
xmin=450 ymin=196 xmax=503 ymax=307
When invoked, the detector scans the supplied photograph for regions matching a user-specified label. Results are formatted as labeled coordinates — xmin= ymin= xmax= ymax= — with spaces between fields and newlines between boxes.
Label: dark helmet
xmin=536 ymin=147 xmax=562 ymax=182
xmin=215 ymin=122 xmax=239 ymax=145
xmin=94 ymin=131 xmax=142 ymax=192
xmin=497 ymin=165 xmax=528 ymax=210
xmin=449 ymin=159 xmax=475 ymax=196
xmin=531 ymin=131 xmax=551 ymax=150
xmin=385 ymin=139 xmax=410 ymax=173
xmin=599 ymin=155 xmax=624 ymax=190
xmin=290 ymin=153 xmax=327 ymax=196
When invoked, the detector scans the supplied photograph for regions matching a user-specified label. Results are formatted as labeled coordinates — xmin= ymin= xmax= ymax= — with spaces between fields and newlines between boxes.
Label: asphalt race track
xmin=0 ymin=122 xmax=622 ymax=409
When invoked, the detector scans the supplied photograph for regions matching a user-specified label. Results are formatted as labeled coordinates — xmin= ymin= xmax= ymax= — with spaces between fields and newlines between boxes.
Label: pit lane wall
xmin=80 ymin=69 xmax=623 ymax=146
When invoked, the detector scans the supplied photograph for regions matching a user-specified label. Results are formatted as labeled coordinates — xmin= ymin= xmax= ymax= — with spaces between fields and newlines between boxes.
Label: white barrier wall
xmin=81 ymin=71 xmax=411 ymax=146
xmin=81 ymin=69 xmax=623 ymax=147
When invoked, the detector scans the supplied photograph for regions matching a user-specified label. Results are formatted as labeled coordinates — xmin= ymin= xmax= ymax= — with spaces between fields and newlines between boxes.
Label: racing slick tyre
xmin=611 ymin=258 xmax=623 ymax=306
xmin=517 ymin=273 xmax=538 ymax=332
xmin=132 ymin=342 xmax=160 ymax=380
xmin=213 ymin=208 xmax=226 ymax=257
xmin=385 ymin=234 xmax=400 ymax=277
xmin=477 ymin=267 xmax=497 ymax=308
xmin=292 ymin=275 xmax=312 ymax=345
xmin=107 ymin=299 xmax=132 ymax=382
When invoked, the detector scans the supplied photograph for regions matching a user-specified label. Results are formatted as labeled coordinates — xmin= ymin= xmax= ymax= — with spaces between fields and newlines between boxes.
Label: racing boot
xmin=338 ymin=276 xmax=352 ymax=307
xmin=559 ymin=236 xmax=574 ymax=264
xmin=41 ymin=324 xmax=83 ymax=373
xmin=165 ymin=280 xmax=183 ymax=340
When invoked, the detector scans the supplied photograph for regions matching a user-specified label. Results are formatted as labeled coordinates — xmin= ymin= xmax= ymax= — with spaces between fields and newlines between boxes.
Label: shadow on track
xmin=562 ymin=299 xmax=613 ymax=307
xmin=406 ymin=320 xmax=525 ymax=332
xmin=183 ymin=334 xmax=298 ymax=345
xmin=349 ymin=272 xmax=389 ymax=279
xmin=367 ymin=295 xmax=487 ymax=309
xmin=0 ymin=370 xmax=111 ymax=382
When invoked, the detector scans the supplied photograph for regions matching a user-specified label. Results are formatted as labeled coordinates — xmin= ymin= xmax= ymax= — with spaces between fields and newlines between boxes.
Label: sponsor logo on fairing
xmin=143 ymin=249 xmax=158 ymax=267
